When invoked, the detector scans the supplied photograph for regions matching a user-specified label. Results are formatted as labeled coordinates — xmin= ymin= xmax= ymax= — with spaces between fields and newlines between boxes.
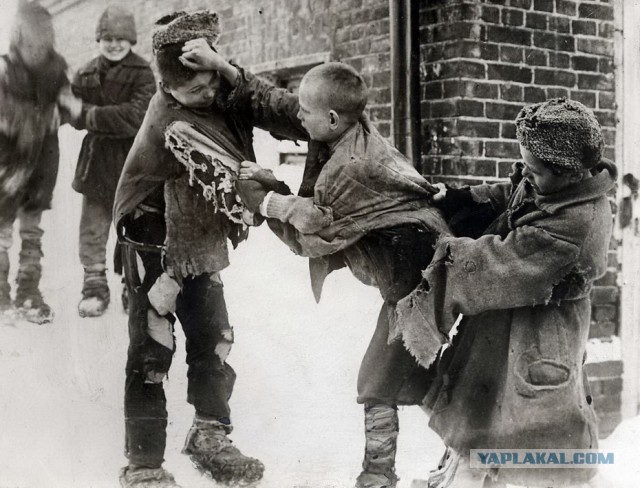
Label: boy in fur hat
xmin=112 ymin=10 xmax=299 ymax=488
xmin=0 ymin=0 xmax=81 ymax=324
xmin=69 ymin=5 xmax=155 ymax=318
xmin=394 ymin=98 xmax=615 ymax=488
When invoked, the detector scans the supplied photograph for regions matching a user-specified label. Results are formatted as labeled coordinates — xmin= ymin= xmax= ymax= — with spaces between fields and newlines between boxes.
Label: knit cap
xmin=95 ymin=5 xmax=137 ymax=44
xmin=152 ymin=10 xmax=220 ymax=52
xmin=516 ymin=98 xmax=603 ymax=172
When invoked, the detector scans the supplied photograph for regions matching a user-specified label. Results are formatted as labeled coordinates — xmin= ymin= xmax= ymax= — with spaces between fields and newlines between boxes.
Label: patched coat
xmin=70 ymin=51 xmax=155 ymax=207
xmin=397 ymin=161 xmax=617 ymax=487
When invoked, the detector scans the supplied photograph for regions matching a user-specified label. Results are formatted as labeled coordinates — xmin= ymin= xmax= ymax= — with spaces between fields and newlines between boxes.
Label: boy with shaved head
xmin=181 ymin=42 xmax=450 ymax=488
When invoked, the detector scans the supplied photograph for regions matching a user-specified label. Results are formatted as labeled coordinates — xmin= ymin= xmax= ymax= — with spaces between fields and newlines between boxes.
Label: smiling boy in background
xmin=69 ymin=5 xmax=155 ymax=318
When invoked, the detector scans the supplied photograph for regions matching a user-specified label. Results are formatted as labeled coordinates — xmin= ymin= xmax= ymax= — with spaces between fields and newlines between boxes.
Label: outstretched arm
xmin=180 ymin=38 xmax=307 ymax=141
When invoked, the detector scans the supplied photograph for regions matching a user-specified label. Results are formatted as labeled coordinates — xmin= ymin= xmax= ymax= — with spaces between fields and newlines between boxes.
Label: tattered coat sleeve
xmin=397 ymin=219 xmax=582 ymax=368
xmin=71 ymin=67 xmax=155 ymax=137
xmin=264 ymin=193 xmax=333 ymax=234
xmin=468 ymin=180 xmax=513 ymax=214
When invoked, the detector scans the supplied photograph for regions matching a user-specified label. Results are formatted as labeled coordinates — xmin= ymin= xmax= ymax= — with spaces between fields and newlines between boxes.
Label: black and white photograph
xmin=0 ymin=0 xmax=639 ymax=487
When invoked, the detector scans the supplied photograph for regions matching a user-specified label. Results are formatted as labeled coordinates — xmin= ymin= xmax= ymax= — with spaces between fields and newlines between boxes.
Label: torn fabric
xmin=397 ymin=228 xmax=581 ymax=369
xmin=165 ymin=120 xmax=245 ymax=225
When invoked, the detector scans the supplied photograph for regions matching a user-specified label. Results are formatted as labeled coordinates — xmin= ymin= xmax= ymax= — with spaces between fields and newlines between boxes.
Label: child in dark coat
xmin=69 ymin=5 xmax=155 ymax=318
xmin=397 ymin=98 xmax=615 ymax=488
xmin=0 ymin=1 xmax=80 ymax=324
xmin=112 ymin=11 xmax=301 ymax=488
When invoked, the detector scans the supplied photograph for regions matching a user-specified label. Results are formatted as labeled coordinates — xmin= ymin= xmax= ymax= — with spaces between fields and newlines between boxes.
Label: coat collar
xmin=524 ymin=158 xmax=617 ymax=214
xmin=328 ymin=113 xmax=373 ymax=155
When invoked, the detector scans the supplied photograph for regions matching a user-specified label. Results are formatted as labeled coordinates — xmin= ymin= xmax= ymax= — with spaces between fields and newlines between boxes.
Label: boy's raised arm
xmin=180 ymin=39 xmax=307 ymax=142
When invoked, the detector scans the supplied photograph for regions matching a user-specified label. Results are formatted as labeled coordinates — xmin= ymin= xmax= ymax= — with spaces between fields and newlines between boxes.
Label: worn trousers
xmin=354 ymin=224 xmax=438 ymax=407
xmin=79 ymin=195 xmax=111 ymax=272
xmin=357 ymin=302 xmax=436 ymax=406
xmin=122 ymin=243 xmax=236 ymax=468
xmin=0 ymin=209 xmax=45 ymax=299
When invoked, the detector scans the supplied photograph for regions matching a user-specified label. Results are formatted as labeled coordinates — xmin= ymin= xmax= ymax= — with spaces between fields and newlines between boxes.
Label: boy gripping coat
xmin=397 ymin=99 xmax=614 ymax=488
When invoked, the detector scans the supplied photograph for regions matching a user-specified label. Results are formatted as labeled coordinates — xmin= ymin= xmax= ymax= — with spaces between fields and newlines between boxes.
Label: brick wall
xmin=419 ymin=0 xmax=621 ymax=437
xmin=42 ymin=0 xmax=393 ymax=135
xmin=44 ymin=0 xmax=623 ymax=437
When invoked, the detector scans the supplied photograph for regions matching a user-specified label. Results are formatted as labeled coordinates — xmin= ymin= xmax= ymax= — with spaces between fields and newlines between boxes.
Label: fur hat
xmin=95 ymin=5 xmax=137 ymax=44
xmin=152 ymin=10 xmax=220 ymax=52
xmin=516 ymin=98 xmax=603 ymax=172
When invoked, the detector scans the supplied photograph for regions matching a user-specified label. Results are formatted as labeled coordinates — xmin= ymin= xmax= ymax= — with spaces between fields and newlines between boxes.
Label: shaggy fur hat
xmin=95 ymin=5 xmax=137 ymax=44
xmin=152 ymin=10 xmax=220 ymax=52
xmin=516 ymin=98 xmax=604 ymax=172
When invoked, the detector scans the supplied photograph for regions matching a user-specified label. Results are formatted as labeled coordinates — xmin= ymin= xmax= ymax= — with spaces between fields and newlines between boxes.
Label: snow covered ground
xmin=1 ymin=127 xmax=639 ymax=488
xmin=0 ymin=127 xmax=442 ymax=488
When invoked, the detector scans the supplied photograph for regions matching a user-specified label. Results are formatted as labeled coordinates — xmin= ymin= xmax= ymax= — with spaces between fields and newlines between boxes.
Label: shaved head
xmin=300 ymin=62 xmax=368 ymax=122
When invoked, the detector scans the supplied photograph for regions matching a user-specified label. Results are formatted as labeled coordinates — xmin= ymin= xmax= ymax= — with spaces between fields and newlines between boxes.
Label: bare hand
xmin=57 ymin=86 xmax=82 ymax=122
xmin=431 ymin=182 xmax=447 ymax=202
xmin=238 ymin=160 xmax=264 ymax=180
xmin=180 ymin=38 xmax=226 ymax=71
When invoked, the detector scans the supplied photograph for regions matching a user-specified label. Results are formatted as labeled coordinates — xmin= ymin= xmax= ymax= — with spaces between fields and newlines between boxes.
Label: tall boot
xmin=14 ymin=211 xmax=52 ymax=324
xmin=356 ymin=404 xmax=399 ymax=488
xmin=78 ymin=264 xmax=110 ymax=317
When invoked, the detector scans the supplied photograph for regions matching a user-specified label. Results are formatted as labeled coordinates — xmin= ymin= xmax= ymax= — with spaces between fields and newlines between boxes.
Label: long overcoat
xmin=397 ymin=161 xmax=617 ymax=486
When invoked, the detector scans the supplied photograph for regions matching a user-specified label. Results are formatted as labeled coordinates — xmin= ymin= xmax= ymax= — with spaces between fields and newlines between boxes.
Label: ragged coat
xmin=0 ymin=51 xmax=68 ymax=224
xmin=225 ymin=69 xmax=450 ymax=301
xmin=113 ymin=75 xmax=305 ymax=277
xmin=397 ymin=160 xmax=617 ymax=486
xmin=70 ymin=51 xmax=155 ymax=208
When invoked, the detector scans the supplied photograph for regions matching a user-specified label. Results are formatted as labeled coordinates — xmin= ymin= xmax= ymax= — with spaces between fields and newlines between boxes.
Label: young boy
xmin=180 ymin=42 xmax=450 ymax=488
xmin=0 ymin=1 xmax=80 ymax=324
xmin=113 ymin=11 xmax=304 ymax=488
xmin=396 ymin=98 xmax=614 ymax=487
xmin=70 ymin=5 xmax=155 ymax=318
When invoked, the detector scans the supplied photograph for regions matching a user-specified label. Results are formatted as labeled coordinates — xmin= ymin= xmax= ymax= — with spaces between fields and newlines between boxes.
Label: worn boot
xmin=182 ymin=416 xmax=264 ymax=485
xmin=427 ymin=448 xmax=461 ymax=488
xmin=14 ymin=218 xmax=52 ymax=324
xmin=78 ymin=265 xmax=110 ymax=317
xmin=119 ymin=466 xmax=182 ymax=488
xmin=355 ymin=404 xmax=399 ymax=488
xmin=14 ymin=289 xmax=53 ymax=324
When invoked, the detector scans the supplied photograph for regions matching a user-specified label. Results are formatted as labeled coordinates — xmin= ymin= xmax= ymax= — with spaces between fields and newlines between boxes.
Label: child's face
xmin=163 ymin=71 xmax=221 ymax=109
xmin=297 ymin=80 xmax=334 ymax=142
xmin=520 ymin=146 xmax=578 ymax=195
xmin=99 ymin=37 xmax=132 ymax=62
